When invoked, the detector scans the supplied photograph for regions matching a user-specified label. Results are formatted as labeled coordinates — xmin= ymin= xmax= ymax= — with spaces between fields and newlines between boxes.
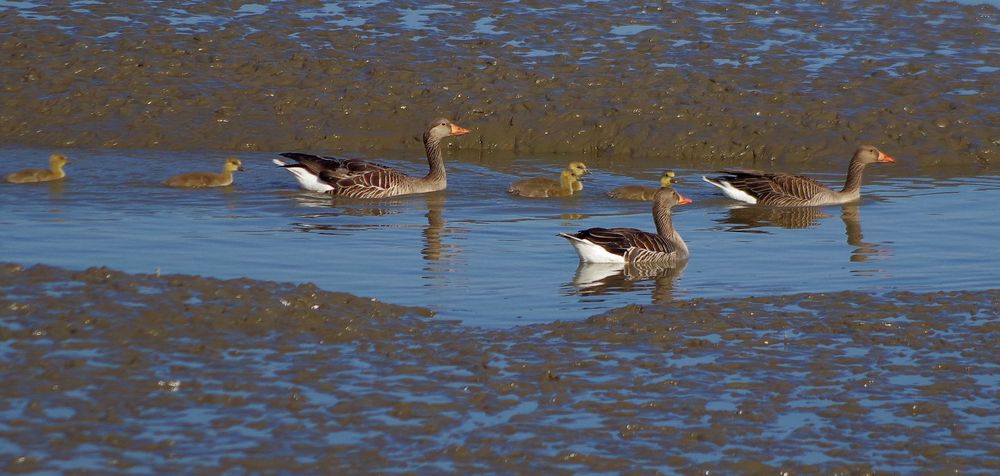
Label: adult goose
xmin=5 ymin=154 xmax=70 ymax=184
xmin=508 ymin=162 xmax=589 ymax=198
xmin=607 ymin=170 xmax=679 ymax=201
xmin=702 ymin=145 xmax=895 ymax=206
xmin=274 ymin=118 xmax=470 ymax=198
xmin=165 ymin=158 xmax=244 ymax=188
xmin=559 ymin=187 xmax=692 ymax=264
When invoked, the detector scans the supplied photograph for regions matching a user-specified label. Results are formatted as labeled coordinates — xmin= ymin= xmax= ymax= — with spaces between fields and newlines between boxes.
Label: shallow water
xmin=2 ymin=0 xmax=999 ymax=472
xmin=3 ymin=146 xmax=998 ymax=327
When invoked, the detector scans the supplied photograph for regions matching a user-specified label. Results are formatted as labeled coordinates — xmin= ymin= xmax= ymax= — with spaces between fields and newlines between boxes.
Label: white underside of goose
xmin=559 ymin=233 xmax=627 ymax=264
xmin=272 ymin=159 xmax=334 ymax=193
xmin=702 ymin=176 xmax=757 ymax=204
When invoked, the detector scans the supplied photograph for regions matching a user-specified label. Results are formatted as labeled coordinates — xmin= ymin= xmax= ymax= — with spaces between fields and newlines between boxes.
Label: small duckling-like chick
xmin=509 ymin=161 xmax=589 ymax=198
xmin=165 ymin=158 xmax=244 ymax=188
xmin=5 ymin=154 xmax=70 ymax=184
xmin=607 ymin=170 xmax=679 ymax=201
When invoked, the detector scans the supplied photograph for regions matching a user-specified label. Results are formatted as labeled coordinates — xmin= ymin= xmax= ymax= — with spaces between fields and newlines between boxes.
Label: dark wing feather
xmin=322 ymin=166 xmax=410 ymax=199
xmin=280 ymin=153 xmax=396 ymax=177
xmin=572 ymin=227 xmax=677 ymax=257
xmin=281 ymin=152 xmax=406 ymax=198
xmin=714 ymin=169 xmax=832 ymax=205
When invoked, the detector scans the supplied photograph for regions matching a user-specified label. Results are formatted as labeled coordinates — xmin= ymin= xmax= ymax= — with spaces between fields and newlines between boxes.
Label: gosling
xmin=5 ymin=154 xmax=70 ymax=184
xmin=508 ymin=161 xmax=589 ymax=198
xmin=607 ymin=170 xmax=680 ymax=201
xmin=165 ymin=158 xmax=244 ymax=188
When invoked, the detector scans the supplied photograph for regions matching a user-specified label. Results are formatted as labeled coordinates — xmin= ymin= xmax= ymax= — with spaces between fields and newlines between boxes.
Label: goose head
xmin=566 ymin=161 xmax=589 ymax=177
xmin=49 ymin=153 xmax=69 ymax=169
xmin=425 ymin=118 xmax=470 ymax=143
xmin=854 ymin=145 xmax=895 ymax=164
xmin=656 ymin=187 xmax=694 ymax=208
xmin=659 ymin=170 xmax=680 ymax=187
xmin=223 ymin=158 xmax=245 ymax=173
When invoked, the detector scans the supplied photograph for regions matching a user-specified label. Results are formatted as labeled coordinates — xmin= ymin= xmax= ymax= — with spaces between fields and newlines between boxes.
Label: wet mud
xmin=1 ymin=1 xmax=998 ymax=169
xmin=2 ymin=262 xmax=998 ymax=473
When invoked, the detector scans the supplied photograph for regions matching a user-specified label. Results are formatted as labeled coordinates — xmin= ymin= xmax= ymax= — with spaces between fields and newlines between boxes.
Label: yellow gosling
xmin=5 ymin=154 xmax=70 ymax=184
xmin=165 ymin=158 xmax=244 ymax=188
xmin=606 ymin=170 xmax=679 ymax=201
xmin=509 ymin=161 xmax=589 ymax=198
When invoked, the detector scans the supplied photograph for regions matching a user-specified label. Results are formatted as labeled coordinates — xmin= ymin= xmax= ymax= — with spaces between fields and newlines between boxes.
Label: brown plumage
xmin=165 ymin=158 xmax=244 ymax=188
xmin=702 ymin=145 xmax=895 ymax=206
xmin=5 ymin=154 xmax=70 ymax=183
xmin=607 ymin=170 xmax=679 ymax=201
xmin=509 ymin=162 xmax=589 ymax=198
xmin=560 ymin=187 xmax=692 ymax=263
xmin=274 ymin=118 xmax=470 ymax=198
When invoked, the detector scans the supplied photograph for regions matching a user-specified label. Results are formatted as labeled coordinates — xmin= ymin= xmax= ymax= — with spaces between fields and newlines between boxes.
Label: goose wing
xmin=279 ymin=153 xmax=395 ymax=178
xmin=319 ymin=163 xmax=410 ymax=199
xmin=716 ymin=169 xmax=832 ymax=204
xmin=572 ymin=227 xmax=677 ymax=257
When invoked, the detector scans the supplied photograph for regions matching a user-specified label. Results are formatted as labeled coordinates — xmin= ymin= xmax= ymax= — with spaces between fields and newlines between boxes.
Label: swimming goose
xmin=508 ymin=162 xmax=589 ymax=198
xmin=165 ymin=158 xmax=244 ymax=188
xmin=560 ymin=187 xmax=692 ymax=264
xmin=702 ymin=145 xmax=895 ymax=207
xmin=274 ymin=118 xmax=470 ymax=198
xmin=5 ymin=154 xmax=70 ymax=183
xmin=607 ymin=170 xmax=679 ymax=200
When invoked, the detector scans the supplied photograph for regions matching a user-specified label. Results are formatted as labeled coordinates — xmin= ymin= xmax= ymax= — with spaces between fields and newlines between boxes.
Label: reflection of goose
xmin=607 ymin=170 xmax=679 ymax=201
xmin=422 ymin=193 xmax=447 ymax=263
xmin=703 ymin=145 xmax=895 ymax=206
xmin=508 ymin=162 xmax=589 ymax=198
xmin=6 ymin=154 xmax=70 ymax=184
xmin=560 ymin=187 xmax=691 ymax=263
xmin=720 ymin=205 xmax=830 ymax=232
xmin=165 ymin=158 xmax=244 ymax=188
xmin=274 ymin=118 xmax=470 ymax=198
xmin=841 ymin=204 xmax=888 ymax=263
xmin=570 ymin=261 xmax=685 ymax=304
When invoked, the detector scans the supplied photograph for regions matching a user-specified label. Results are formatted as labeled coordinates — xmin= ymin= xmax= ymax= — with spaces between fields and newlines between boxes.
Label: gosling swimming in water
xmin=165 ymin=158 xmax=244 ymax=188
xmin=5 ymin=154 xmax=70 ymax=184
xmin=607 ymin=170 xmax=680 ymax=201
xmin=508 ymin=162 xmax=589 ymax=198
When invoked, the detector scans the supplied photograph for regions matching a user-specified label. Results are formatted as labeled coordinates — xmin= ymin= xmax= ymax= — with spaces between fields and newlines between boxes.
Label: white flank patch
xmin=274 ymin=159 xmax=334 ymax=193
xmin=560 ymin=234 xmax=627 ymax=264
xmin=702 ymin=176 xmax=757 ymax=204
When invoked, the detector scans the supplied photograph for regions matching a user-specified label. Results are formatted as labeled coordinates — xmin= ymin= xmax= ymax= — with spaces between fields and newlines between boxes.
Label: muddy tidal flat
xmin=0 ymin=0 xmax=998 ymax=167
xmin=2 ymin=263 xmax=999 ymax=473
xmin=2 ymin=0 xmax=1000 ymax=473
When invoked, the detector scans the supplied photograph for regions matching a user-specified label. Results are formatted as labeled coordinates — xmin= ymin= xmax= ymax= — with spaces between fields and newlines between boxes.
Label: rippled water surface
xmin=2 ymin=0 xmax=999 ymax=472
xmin=3 ymin=147 xmax=997 ymax=327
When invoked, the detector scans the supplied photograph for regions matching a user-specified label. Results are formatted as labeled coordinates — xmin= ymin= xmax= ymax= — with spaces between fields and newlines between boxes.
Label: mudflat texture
xmin=2 ymin=262 xmax=998 ymax=473
xmin=1 ymin=1 xmax=997 ymax=168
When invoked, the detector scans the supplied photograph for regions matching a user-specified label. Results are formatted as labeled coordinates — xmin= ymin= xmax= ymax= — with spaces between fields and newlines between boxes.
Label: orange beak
xmin=878 ymin=151 xmax=896 ymax=163
xmin=677 ymin=194 xmax=693 ymax=205
xmin=450 ymin=123 xmax=470 ymax=136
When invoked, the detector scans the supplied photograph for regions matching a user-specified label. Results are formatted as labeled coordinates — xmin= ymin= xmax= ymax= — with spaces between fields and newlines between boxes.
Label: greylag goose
xmin=165 ymin=158 xmax=244 ymax=188
xmin=559 ymin=187 xmax=692 ymax=263
xmin=702 ymin=145 xmax=895 ymax=206
xmin=509 ymin=162 xmax=589 ymax=198
xmin=5 ymin=154 xmax=69 ymax=183
xmin=273 ymin=118 xmax=470 ymax=198
xmin=607 ymin=170 xmax=679 ymax=200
